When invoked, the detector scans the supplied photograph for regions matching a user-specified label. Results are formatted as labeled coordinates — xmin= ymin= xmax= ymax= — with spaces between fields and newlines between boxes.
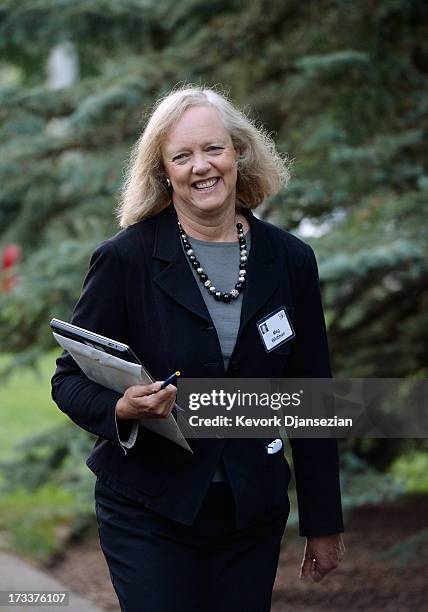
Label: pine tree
xmin=0 ymin=0 xmax=427 ymax=377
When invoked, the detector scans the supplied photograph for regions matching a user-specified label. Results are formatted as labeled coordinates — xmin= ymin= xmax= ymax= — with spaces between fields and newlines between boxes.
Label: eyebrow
xmin=166 ymin=139 xmax=229 ymax=157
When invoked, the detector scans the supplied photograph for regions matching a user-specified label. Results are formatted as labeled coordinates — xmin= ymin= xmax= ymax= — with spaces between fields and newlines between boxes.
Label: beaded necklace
xmin=178 ymin=220 xmax=248 ymax=303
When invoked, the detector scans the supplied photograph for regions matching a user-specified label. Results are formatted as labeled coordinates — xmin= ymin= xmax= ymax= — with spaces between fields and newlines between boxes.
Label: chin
xmin=192 ymin=192 xmax=234 ymax=211
xmin=195 ymin=201 xmax=229 ymax=214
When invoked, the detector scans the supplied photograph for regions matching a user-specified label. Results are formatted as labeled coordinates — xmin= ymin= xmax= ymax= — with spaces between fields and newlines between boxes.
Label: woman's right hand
xmin=115 ymin=382 xmax=177 ymax=420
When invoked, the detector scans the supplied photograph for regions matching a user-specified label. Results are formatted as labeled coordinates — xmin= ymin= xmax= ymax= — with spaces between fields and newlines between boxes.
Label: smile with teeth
xmin=192 ymin=178 xmax=220 ymax=190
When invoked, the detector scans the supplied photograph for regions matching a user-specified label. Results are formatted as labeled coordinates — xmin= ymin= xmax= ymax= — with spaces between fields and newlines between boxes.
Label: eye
xmin=207 ymin=146 xmax=223 ymax=153
xmin=172 ymin=153 xmax=189 ymax=162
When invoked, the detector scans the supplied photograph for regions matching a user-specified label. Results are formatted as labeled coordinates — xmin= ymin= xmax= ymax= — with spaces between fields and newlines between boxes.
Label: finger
xmin=150 ymin=385 xmax=177 ymax=399
xmin=311 ymin=559 xmax=338 ymax=582
xmin=310 ymin=565 xmax=325 ymax=582
xmin=146 ymin=391 xmax=175 ymax=413
xmin=136 ymin=388 xmax=173 ymax=407
xmin=148 ymin=381 xmax=163 ymax=393
xmin=299 ymin=556 xmax=313 ymax=580
xmin=132 ymin=385 xmax=177 ymax=417
xmin=161 ymin=383 xmax=177 ymax=393
xmin=153 ymin=381 xmax=177 ymax=394
xmin=129 ymin=382 xmax=162 ymax=397
xmin=142 ymin=397 xmax=175 ymax=418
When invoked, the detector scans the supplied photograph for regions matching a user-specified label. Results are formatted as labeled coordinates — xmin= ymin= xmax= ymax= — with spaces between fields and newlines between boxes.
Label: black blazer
xmin=52 ymin=204 xmax=344 ymax=537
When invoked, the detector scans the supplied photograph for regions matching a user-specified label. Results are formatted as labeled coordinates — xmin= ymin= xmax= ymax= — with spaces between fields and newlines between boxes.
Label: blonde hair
xmin=117 ymin=86 xmax=290 ymax=228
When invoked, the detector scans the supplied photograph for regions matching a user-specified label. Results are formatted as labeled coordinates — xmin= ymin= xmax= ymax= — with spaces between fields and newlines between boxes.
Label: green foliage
xmin=318 ymin=192 xmax=428 ymax=376
xmin=0 ymin=351 xmax=66 ymax=460
xmin=390 ymin=451 xmax=428 ymax=494
xmin=0 ymin=484 xmax=76 ymax=563
xmin=0 ymin=234 xmax=103 ymax=356
xmin=0 ymin=0 xmax=426 ymax=377
xmin=284 ymin=445 xmax=406 ymax=531
xmin=294 ymin=50 xmax=371 ymax=75
xmin=339 ymin=451 xmax=405 ymax=512
xmin=0 ymin=422 xmax=97 ymax=562
xmin=0 ymin=348 xmax=97 ymax=559
xmin=0 ymin=0 xmax=165 ymax=79
xmin=0 ymin=2 xmax=426 ymax=551
xmin=0 ymin=422 xmax=93 ymax=489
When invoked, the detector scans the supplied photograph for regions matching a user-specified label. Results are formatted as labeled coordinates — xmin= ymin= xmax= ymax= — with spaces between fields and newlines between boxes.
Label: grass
xmin=0 ymin=350 xmax=67 ymax=461
xmin=0 ymin=351 xmax=83 ymax=561
xmin=0 ymin=351 xmax=98 ymax=562
xmin=0 ymin=484 xmax=76 ymax=563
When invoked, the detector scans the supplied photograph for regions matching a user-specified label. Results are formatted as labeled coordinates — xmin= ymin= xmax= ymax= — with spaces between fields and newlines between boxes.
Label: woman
xmin=52 ymin=86 xmax=345 ymax=612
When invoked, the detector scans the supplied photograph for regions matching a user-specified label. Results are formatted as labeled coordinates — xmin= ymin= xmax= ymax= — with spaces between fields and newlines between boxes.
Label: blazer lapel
xmin=236 ymin=210 xmax=278 ymax=341
xmin=152 ymin=205 xmax=213 ymax=325
xmin=151 ymin=205 xmax=279 ymax=332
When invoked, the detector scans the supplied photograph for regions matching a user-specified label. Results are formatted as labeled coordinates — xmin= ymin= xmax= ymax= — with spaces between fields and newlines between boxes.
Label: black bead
xmin=179 ymin=221 xmax=246 ymax=305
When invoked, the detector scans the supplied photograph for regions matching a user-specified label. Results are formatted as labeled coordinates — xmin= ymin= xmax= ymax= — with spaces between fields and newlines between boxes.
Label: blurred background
xmin=0 ymin=1 xmax=427 ymax=610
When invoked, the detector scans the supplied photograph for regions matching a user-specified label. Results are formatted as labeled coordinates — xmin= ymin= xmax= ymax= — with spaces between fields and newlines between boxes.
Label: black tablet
xmin=50 ymin=318 xmax=143 ymax=365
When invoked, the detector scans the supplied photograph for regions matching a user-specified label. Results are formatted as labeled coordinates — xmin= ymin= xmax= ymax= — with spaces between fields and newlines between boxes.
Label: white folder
xmin=53 ymin=333 xmax=193 ymax=452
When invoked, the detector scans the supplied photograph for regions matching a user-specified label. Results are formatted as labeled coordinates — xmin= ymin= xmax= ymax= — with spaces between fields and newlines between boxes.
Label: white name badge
xmin=257 ymin=307 xmax=295 ymax=353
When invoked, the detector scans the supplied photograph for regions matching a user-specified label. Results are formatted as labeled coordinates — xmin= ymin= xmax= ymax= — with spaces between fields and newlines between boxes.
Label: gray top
xmin=184 ymin=231 xmax=251 ymax=370
xmin=183 ymin=229 xmax=251 ymax=483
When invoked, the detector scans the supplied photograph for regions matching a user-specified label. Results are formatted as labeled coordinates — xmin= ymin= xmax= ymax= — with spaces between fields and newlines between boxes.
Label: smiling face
xmin=161 ymin=105 xmax=239 ymax=220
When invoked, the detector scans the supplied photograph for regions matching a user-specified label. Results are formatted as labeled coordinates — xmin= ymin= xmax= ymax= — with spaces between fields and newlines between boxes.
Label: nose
xmin=192 ymin=152 xmax=211 ymax=175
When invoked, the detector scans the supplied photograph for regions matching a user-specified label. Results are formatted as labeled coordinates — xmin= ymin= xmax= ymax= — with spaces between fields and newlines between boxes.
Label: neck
xmin=174 ymin=205 xmax=247 ymax=242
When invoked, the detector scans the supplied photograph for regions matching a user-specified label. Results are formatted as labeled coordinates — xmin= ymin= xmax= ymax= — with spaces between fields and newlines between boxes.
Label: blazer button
xmin=206 ymin=325 xmax=215 ymax=331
